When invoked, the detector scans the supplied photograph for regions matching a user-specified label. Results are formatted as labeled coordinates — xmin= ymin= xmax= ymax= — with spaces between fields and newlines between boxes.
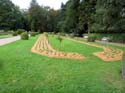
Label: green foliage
xmin=0 ymin=35 xmax=125 ymax=92
xmin=57 ymin=35 xmax=63 ymax=42
xmin=0 ymin=0 xmax=29 ymax=31
xmin=12 ymin=32 xmax=18 ymax=36
xmin=17 ymin=29 xmax=25 ymax=35
xmin=56 ymin=35 xmax=63 ymax=49
xmin=92 ymin=0 xmax=125 ymax=33
xmin=88 ymin=33 xmax=125 ymax=43
xmin=59 ymin=0 xmax=80 ymax=33
xmin=79 ymin=0 xmax=96 ymax=34
xmin=21 ymin=32 xmax=29 ymax=40
xmin=87 ymin=34 xmax=97 ymax=42
xmin=30 ymin=32 xmax=38 ymax=37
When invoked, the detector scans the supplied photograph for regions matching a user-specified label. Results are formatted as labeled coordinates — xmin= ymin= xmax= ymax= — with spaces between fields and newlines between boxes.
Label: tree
xmin=57 ymin=35 xmax=63 ymax=49
xmin=79 ymin=0 xmax=96 ymax=35
xmin=61 ymin=0 xmax=80 ymax=34
xmin=92 ymin=0 xmax=125 ymax=33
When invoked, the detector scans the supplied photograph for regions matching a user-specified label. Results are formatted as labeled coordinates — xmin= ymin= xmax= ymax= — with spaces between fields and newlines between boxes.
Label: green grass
xmin=0 ymin=34 xmax=12 ymax=39
xmin=0 ymin=35 xmax=125 ymax=93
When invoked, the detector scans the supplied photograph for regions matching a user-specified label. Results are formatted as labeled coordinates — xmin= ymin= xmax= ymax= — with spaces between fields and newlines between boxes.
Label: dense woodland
xmin=0 ymin=0 xmax=125 ymax=36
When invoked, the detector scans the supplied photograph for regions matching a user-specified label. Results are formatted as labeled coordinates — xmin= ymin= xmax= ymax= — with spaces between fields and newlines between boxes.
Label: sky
xmin=11 ymin=0 xmax=68 ymax=10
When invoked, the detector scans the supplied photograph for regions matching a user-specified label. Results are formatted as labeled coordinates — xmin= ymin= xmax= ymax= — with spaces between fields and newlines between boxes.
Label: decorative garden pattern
xmin=31 ymin=35 xmax=85 ymax=60
xmin=65 ymin=37 xmax=123 ymax=61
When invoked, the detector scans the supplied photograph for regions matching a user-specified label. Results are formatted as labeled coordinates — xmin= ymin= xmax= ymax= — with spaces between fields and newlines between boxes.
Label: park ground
xmin=0 ymin=35 xmax=125 ymax=93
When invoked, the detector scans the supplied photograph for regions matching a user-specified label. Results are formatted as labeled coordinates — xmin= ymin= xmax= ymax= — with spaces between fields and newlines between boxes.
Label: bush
xmin=21 ymin=32 xmax=29 ymax=40
xmin=12 ymin=32 xmax=18 ymax=36
xmin=87 ymin=34 xmax=97 ymax=42
xmin=87 ymin=33 xmax=125 ymax=43
xmin=30 ymin=32 xmax=37 ymax=37
xmin=17 ymin=29 xmax=25 ymax=35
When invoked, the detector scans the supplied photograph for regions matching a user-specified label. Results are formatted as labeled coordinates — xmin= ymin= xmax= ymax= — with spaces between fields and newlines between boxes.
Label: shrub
xmin=87 ymin=33 xmax=125 ymax=43
xmin=17 ymin=29 xmax=25 ymax=35
xmin=30 ymin=32 xmax=37 ymax=37
xmin=56 ymin=35 xmax=63 ymax=49
xmin=12 ymin=32 xmax=18 ymax=36
xmin=87 ymin=34 xmax=97 ymax=42
xmin=21 ymin=32 xmax=29 ymax=40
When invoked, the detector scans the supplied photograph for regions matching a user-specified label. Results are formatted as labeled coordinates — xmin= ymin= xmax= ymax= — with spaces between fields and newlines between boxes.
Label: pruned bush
xmin=21 ymin=32 xmax=29 ymax=40
xmin=12 ymin=32 xmax=18 ymax=36
xmin=17 ymin=29 xmax=25 ymax=35
xmin=87 ymin=33 xmax=125 ymax=43
xmin=87 ymin=34 xmax=97 ymax=42
xmin=30 ymin=32 xmax=37 ymax=37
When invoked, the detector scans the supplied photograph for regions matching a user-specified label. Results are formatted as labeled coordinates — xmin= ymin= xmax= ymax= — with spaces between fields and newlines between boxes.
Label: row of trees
xmin=59 ymin=0 xmax=125 ymax=36
xmin=0 ymin=0 xmax=125 ymax=35
xmin=0 ymin=0 xmax=29 ymax=31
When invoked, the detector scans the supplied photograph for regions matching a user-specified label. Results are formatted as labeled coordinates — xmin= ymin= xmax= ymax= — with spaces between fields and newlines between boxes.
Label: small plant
xmin=57 ymin=35 xmax=63 ymax=49
xmin=21 ymin=32 xmax=29 ymax=40
xmin=12 ymin=31 xmax=18 ymax=36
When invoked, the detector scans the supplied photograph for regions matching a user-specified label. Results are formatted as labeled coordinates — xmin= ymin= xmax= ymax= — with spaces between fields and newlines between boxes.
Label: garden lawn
xmin=0 ymin=35 xmax=125 ymax=93
xmin=0 ymin=34 xmax=12 ymax=39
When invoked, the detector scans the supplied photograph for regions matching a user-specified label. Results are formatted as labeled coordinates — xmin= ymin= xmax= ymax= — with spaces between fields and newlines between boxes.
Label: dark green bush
xmin=17 ymin=29 xmax=25 ymax=35
xmin=21 ymin=32 xmax=29 ymax=40
xmin=30 ymin=32 xmax=37 ymax=37
xmin=87 ymin=34 xmax=97 ymax=42
xmin=87 ymin=33 xmax=125 ymax=43
xmin=12 ymin=32 xmax=18 ymax=36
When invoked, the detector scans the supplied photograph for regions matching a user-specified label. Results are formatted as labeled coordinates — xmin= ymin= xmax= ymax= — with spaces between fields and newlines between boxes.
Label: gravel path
xmin=0 ymin=36 xmax=21 ymax=46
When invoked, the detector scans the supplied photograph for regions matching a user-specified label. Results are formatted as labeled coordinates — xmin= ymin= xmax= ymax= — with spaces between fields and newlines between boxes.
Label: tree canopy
xmin=0 ymin=0 xmax=125 ymax=34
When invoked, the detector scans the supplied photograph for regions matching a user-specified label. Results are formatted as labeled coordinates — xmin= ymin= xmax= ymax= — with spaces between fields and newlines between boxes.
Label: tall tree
xmin=92 ymin=0 xmax=125 ymax=33
xmin=79 ymin=0 xmax=96 ymax=34
xmin=62 ymin=0 xmax=80 ymax=34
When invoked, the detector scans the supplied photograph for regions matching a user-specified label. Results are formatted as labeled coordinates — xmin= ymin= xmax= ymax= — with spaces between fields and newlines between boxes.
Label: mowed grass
xmin=0 ymin=34 xmax=12 ymax=39
xmin=0 ymin=35 xmax=125 ymax=93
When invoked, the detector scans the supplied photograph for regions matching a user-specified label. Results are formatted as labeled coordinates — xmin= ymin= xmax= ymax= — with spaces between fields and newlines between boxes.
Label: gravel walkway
xmin=0 ymin=36 xmax=21 ymax=46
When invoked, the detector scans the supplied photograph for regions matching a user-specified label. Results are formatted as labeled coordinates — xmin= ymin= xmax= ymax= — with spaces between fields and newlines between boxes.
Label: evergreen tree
xmin=63 ymin=0 xmax=80 ymax=34
xmin=79 ymin=0 xmax=96 ymax=34
xmin=92 ymin=0 xmax=125 ymax=33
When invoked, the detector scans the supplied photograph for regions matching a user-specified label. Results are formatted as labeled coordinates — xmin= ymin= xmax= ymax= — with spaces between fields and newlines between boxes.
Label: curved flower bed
xmin=65 ymin=37 xmax=123 ymax=61
xmin=31 ymin=35 xmax=85 ymax=60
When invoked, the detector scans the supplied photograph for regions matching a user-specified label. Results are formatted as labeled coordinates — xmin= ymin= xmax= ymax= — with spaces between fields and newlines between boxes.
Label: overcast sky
xmin=11 ymin=0 xmax=68 ymax=10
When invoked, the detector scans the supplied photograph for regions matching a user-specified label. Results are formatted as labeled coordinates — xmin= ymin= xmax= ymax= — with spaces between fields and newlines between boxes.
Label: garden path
xmin=0 ymin=36 xmax=20 ymax=46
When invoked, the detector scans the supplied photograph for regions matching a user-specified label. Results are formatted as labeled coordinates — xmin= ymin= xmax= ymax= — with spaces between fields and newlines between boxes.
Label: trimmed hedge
xmin=17 ymin=29 xmax=25 ymax=35
xmin=30 ymin=32 xmax=36 ymax=37
xmin=21 ymin=32 xmax=29 ymax=40
xmin=87 ymin=34 xmax=97 ymax=42
xmin=12 ymin=32 xmax=18 ymax=36
xmin=84 ymin=33 xmax=125 ymax=43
